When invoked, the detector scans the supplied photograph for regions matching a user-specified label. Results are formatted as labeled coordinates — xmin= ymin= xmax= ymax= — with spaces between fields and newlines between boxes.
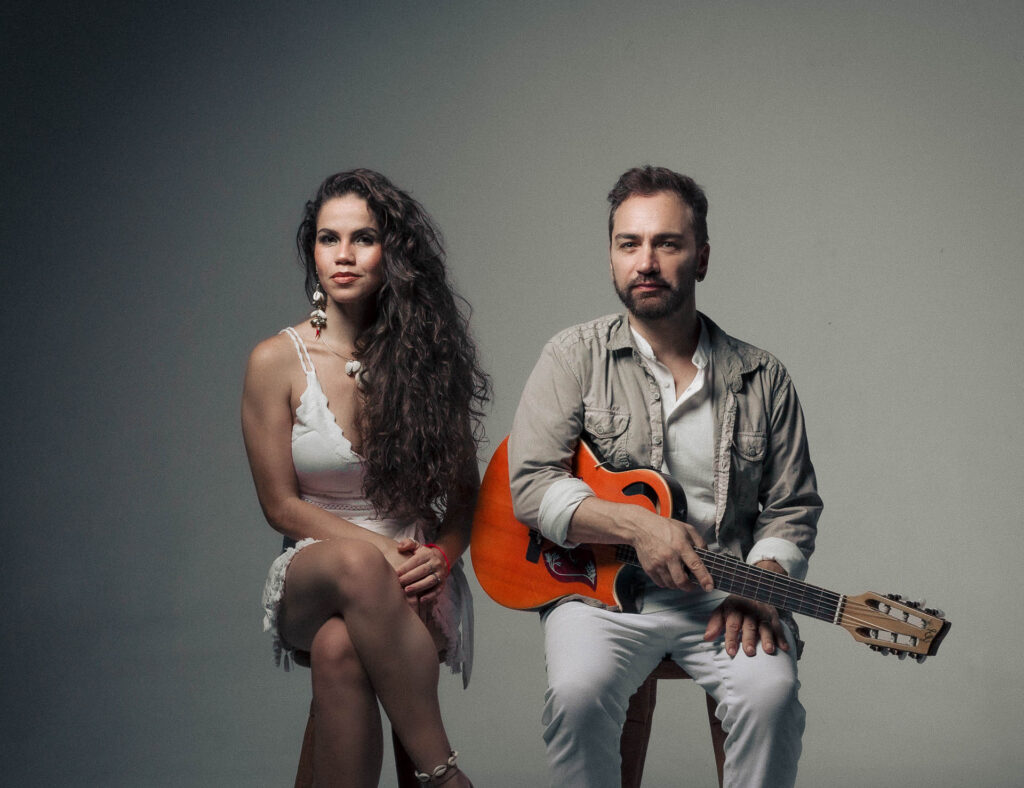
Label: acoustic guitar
xmin=470 ymin=437 xmax=950 ymax=661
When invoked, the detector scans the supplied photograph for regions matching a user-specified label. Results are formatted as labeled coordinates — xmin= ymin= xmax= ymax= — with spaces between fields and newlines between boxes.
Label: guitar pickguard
xmin=542 ymin=545 xmax=598 ymax=590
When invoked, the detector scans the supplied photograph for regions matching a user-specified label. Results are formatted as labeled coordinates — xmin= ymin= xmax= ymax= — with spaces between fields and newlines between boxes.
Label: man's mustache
xmin=630 ymin=277 xmax=670 ymax=288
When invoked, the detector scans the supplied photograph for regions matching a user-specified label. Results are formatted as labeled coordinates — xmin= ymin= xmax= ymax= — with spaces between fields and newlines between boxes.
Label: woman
xmin=242 ymin=169 xmax=488 ymax=787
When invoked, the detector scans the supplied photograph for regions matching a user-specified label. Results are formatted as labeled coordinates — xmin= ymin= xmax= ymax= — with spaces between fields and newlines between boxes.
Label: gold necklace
xmin=317 ymin=335 xmax=363 ymax=378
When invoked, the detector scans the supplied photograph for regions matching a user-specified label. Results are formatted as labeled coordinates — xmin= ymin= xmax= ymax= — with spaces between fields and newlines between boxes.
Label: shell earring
xmin=309 ymin=283 xmax=327 ymax=337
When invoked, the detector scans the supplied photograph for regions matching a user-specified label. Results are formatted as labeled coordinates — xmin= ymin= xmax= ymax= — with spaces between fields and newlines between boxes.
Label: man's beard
xmin=614 ymin=278 xmax=687 ymax=320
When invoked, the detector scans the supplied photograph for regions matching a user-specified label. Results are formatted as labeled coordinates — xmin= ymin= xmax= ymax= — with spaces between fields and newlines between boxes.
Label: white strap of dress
xmin=280 ymin=327 xmax=316 ymax=375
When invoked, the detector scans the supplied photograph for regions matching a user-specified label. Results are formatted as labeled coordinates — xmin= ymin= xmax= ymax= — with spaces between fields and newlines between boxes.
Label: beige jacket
xmin=509 ymin=312 xmax=821 ymax=582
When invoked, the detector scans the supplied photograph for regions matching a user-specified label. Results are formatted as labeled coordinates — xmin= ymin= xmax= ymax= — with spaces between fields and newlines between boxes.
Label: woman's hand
xmin=395 ymin=539 xmax=450 ymax=604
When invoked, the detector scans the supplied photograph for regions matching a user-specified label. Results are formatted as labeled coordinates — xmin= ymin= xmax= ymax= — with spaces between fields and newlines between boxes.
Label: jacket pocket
xmin=730 ymin=431 xmax=766 ymax=505
xmin=732 ymin=431 xmax=766 ymax=462
xmin=583 ymin=408 xmax=630 ymax=464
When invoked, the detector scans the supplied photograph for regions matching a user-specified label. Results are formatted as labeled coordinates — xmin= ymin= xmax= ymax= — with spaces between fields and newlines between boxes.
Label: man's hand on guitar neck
xmin=568 ymin=497 xmax=714 ymax=592
xmin=705 ymin=559 xmax=790 ymax=658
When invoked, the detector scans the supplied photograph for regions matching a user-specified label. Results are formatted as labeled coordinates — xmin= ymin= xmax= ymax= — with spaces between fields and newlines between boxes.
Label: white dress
xmin=261 ymin=327 xmax=473 ymax=686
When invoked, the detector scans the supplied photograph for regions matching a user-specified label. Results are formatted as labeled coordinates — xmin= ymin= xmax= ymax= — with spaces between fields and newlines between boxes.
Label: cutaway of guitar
xmin=471 ymin=437 xmax=950 ymax=661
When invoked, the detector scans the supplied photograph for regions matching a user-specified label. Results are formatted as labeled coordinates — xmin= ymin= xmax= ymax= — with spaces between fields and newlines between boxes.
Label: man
xmin=508 ymin=166 xmax=821 ymax=787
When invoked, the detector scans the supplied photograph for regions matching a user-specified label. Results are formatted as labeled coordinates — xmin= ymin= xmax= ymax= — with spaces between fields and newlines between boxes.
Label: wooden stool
xmin=294 ymin=657 xmax=724 ymax=787
xmin=621 ymin=659 xmax=725 ymax=788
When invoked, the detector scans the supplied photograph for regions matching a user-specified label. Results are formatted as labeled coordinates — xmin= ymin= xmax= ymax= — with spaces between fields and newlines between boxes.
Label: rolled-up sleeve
xmin=746 ymin=536 xmax=809 ymax=580
xmin=509 ymin=340 xmax=593 ymax=545
xmin=751 ymin=369 xmax=821 ymax=574
xmin=537 ymin=478 xmax=593 ymax=546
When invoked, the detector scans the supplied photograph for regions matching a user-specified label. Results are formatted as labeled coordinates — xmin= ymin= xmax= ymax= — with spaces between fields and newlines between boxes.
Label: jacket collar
xmin=607 ymin=314 xmax=635 ymax=352
xmin=702 ymin=313 xmax=766 ymax=393
xmin=609 ymin=312 xmax=765 ymax=393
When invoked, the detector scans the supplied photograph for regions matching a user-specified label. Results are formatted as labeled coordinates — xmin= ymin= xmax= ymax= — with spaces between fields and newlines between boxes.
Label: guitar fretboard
xmin=613 ymin=545 xmax=842 ymax=623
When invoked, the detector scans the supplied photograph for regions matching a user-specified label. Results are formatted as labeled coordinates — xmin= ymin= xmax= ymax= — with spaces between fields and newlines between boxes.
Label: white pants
xmin=541 ymin=600 xmax=805 ymax=788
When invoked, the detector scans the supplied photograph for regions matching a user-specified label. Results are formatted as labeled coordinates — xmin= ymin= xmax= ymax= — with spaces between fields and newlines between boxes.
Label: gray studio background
xmin=3 ymin=1 xmax=1022 ymax=785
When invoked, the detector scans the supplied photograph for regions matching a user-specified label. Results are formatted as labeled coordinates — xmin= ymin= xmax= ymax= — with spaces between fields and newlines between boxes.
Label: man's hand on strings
xmin=631 ymin=510 xmax=714 ymax=592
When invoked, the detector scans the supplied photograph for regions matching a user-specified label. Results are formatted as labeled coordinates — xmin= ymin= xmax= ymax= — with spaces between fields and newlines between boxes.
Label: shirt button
xmin=653 ymin=392 xmax=661 ymax=401
xmin=653 ymin=435 xmax=662 ymax=445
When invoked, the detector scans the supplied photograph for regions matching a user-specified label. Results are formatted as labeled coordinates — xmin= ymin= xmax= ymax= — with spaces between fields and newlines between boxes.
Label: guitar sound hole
xmin=622 ymin=481 xmax=658 ymax=507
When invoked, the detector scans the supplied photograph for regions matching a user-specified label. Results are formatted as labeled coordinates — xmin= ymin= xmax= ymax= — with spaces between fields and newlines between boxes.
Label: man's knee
xmin=543 ymin=672 xmax=624 ymax=732
xmin=727 ymin=664 xmax=803 ymax=729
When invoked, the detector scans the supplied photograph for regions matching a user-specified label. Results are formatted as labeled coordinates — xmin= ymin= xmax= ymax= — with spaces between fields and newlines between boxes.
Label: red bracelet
xmin=424 ymin=543 xmax=451 ymax=575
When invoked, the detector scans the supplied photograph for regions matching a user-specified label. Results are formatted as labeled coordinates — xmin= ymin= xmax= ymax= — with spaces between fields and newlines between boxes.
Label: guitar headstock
xmin=837 ymin=592 xmax=950 ymax=662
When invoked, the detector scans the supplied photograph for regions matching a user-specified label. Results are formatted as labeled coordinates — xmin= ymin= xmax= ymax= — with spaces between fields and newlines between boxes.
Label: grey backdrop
xmin=3 ymin=1 xmax=1022 ymax=785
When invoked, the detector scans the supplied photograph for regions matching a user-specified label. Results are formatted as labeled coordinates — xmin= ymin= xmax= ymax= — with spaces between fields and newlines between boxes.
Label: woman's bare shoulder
xmin=246 ymin=323 xmax=308 ymax=378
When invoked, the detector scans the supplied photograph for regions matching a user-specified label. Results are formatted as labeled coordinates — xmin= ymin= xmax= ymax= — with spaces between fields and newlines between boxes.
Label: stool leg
xmin=706 ymin=693 xmax=725 ymax=788
xmin=620 ymin=677 xmax=658 ymax=788
xmin=294 ymin=702 xmax=315 ymax=788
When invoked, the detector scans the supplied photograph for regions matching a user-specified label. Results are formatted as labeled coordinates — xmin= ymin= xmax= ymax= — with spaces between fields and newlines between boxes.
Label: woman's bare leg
xmin=309 ymin=616 xmax=383 ymax=787
xmin=279 ymin=539 xmax=471 ymax=784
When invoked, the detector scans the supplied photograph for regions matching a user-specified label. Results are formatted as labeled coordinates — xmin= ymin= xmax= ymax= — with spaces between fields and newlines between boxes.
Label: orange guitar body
xmin=470 ymin=437 xmax=684 ymax=611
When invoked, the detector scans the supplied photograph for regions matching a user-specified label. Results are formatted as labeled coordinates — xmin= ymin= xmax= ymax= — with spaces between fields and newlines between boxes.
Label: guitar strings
xmin=610 ymin=544 xmax=933 ymax=652
xmin=610 ymin=544 xmax=937 ymax=655
xmin=696 ymin=555 xmax=935 ymax=635
xmin=702 ymin=558 xmax=840 ymax=621
xmin=614 ymin=544 xmax=842 ymax=623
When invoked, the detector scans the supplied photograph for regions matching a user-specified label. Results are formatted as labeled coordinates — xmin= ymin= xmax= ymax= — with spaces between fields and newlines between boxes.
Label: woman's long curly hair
xmin=297 ymin=169 xmax=490 ymax=526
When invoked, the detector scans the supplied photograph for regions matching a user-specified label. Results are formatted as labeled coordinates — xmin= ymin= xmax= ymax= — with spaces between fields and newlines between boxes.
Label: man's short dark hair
xmin=607 ymin=166 xmax=709 ymax=247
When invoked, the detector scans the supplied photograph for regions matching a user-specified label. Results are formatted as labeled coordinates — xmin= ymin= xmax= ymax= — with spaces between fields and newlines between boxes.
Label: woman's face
xmin=313 ymin=194 xmax=384 ymax=307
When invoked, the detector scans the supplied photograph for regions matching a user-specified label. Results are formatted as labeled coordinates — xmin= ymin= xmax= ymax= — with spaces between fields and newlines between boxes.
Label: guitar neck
xmin=614 ymin=545 xmax=842 ymax=624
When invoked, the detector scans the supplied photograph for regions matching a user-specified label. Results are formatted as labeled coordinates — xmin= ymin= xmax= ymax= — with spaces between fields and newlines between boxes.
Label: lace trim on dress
xmin=284 ymin=328 xmax=363 ymax=464
xmin=262 ymin=537 xmax=319 ymax=671
xmin=301 ymin=496 xmax=375 ymax=513
xmin=430 ymin=560 xmax=474 ymax=688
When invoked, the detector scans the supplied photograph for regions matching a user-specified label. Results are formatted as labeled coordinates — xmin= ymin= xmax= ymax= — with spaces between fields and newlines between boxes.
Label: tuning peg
xmin=897 ymin=651 xmax=908 ymax=660
xmin=915 ymin=655 xmax=927 ymax=664
xmin=878 ymin=647 xmax=891 ymax=656
xmin=925 ymin=607 xmax=945 ymax=617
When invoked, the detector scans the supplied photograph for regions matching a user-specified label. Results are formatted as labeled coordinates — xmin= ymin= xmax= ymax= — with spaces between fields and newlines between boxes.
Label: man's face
xmin=610 ymin=191 xmax=709 ymax=321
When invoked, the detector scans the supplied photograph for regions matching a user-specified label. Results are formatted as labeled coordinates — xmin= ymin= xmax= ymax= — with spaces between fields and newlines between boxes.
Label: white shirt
xmin=631 ymin=323 xmax=716 ymax=543
xmin=630 ymin=321 xmax=725 ymax=611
